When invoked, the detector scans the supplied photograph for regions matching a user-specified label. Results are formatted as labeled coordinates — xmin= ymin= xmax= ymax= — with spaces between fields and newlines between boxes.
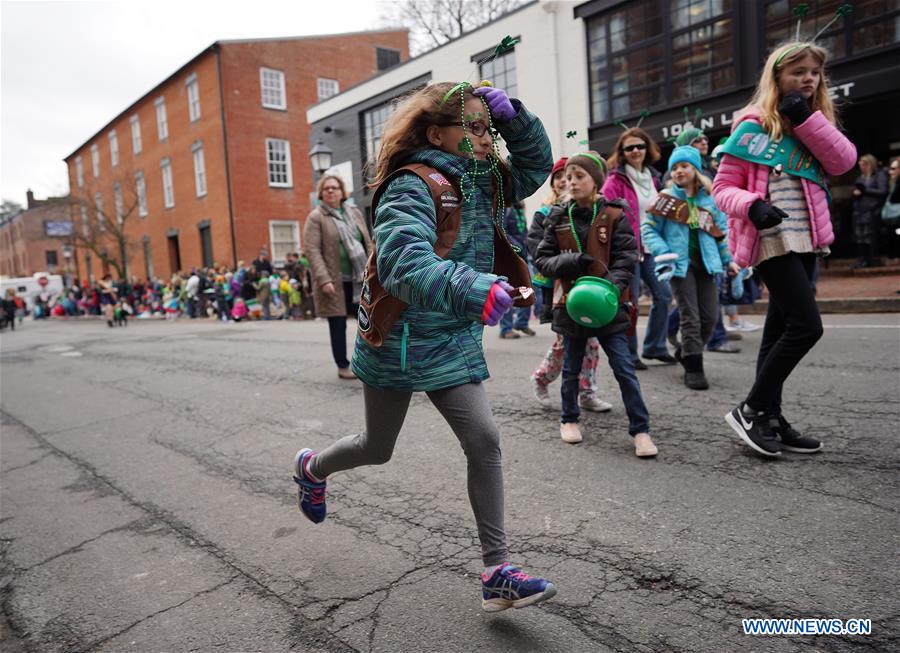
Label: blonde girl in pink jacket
xmin=713 ymin=41 xmax=856 ymax=459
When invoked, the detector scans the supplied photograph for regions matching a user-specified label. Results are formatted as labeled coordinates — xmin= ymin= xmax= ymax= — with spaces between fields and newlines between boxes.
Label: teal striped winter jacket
xmin=350 ymin=103 xmax=552 ymax=391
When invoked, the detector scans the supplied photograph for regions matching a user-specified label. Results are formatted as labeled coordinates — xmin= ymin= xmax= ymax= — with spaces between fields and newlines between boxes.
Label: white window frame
xmin=94 ymin=192 xmax=105 ymax=231
xmin=161 ymin=158 xmax=175 ymax=208
xmin=268 ymin=220 xmax=300 ymax=266
xmin=265 ymin=138 xmax=293 ymax=188
xmin=317 ymin=77 xmax=339 ymax=101
xmin=192 ymin=141 xmax=207 ymax=197
xmin=155 ymin=97 xmax=168 ymax=141
xmin=75 ymin=156 xmax=84 ymax=188
xmin=108 ymin=130 xmax=119 ymax=167
xmin=113 ymin=182 xmax=124 ymax=224
xmin=135 ymin=171 xmax=148 ymax=217
xmin=260 ymin=67 xmax=287 ymax=110
xmin=91 ymin=144 xmax=100 ymax=177
xmin=186 ymin=73 xmax=201 ymax=122
xmin=130 ymin=115 xmax=142 ymax=154
xmin=80 ymin=205 xmax=89 ymax=237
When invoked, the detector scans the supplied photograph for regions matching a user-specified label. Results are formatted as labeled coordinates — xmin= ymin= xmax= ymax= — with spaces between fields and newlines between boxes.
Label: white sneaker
xmin=560 ymin=422 xmax=582 ymax=444
xmin=532 ymin=378 xmax=552 ymax=409
xmin=729 ymin=318 xmax=761 ymax=333
xmin=578 ymin=395 xmax=612 ymax=412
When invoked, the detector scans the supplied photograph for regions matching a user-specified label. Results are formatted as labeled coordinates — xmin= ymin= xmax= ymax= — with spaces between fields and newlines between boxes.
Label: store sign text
xmin=660 ymin=81 xmax=855 ymax=139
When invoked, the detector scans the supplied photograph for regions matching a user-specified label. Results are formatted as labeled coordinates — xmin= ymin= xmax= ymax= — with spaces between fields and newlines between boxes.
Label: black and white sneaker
xmin=725 ymin=403 xmax=781 ymax=457
xmin=771 ymin=415 xmax=822 ymax=453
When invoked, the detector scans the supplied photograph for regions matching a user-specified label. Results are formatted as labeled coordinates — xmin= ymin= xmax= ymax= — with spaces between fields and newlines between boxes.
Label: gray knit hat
xmin=566 ymin=151 xmax=607 ymax=188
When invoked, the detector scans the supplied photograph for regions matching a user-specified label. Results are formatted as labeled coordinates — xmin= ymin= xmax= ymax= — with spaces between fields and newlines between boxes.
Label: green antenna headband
xmin=774 ymin=3 xmax=853 ymax=67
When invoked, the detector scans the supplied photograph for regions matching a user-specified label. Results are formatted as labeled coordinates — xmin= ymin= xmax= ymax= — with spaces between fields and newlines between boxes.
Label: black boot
xmin=682 ymin=354 xmax=709 ymax=390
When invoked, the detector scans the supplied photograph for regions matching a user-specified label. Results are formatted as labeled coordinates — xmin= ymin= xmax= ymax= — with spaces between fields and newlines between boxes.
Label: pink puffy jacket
xmin=712 ymin=108 xmax=857 ymax=268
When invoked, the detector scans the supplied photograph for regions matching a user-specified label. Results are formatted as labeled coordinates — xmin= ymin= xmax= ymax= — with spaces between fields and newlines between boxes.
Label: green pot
xmin=565 ymin=276 xmax=620 ymax=327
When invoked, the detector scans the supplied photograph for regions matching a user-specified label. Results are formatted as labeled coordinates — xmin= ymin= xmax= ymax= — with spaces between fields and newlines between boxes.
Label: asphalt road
xmin=1 ymin=314 xmax=898 ymax=653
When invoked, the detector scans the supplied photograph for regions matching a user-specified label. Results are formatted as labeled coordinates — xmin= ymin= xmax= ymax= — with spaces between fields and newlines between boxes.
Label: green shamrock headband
xmin=571 ymin=151 xmax=607 ymax=174
xmin=774 ymin=3 xmax=853 ymax=67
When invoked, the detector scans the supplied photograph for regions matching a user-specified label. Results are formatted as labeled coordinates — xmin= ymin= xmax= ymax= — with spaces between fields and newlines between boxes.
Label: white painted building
xmin=306 ymin=0 xmax=589 ymax=219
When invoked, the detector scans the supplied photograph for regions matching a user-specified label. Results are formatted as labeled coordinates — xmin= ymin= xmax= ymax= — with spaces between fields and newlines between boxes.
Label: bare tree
xmin=68 ymin=169 xmax=144 ymax=280
xmin=378 ymin=0 xmax=527 ymax=56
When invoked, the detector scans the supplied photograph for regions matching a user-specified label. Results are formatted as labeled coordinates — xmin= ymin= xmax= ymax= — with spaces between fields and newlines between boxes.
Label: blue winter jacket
xmin=640 ymin=185 xmax=732 ymax=277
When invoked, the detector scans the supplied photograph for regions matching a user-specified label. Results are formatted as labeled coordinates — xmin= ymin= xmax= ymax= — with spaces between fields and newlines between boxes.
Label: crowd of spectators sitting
xmin=6 ymin=250 xmax=317 ymax=327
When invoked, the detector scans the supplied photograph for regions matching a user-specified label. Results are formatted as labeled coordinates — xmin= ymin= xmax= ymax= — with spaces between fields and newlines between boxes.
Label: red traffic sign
xmin=37 ymin=276 xmax=49 ymax=287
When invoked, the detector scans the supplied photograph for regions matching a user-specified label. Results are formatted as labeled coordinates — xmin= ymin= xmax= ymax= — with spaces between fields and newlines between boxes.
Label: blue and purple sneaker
xmin=293 ymin=448 xmax=327 ymax=523
xmin=482 ymin=563 xmax=557 ymax=612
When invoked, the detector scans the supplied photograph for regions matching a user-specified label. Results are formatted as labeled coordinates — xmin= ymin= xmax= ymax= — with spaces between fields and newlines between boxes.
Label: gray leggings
xmin=311 ymin=382 xmax=508 ymax=566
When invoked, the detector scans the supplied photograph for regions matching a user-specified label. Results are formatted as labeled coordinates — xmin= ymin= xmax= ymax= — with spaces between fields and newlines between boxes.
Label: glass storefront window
xmin=764 ymin=0 xmax=898 ymax=58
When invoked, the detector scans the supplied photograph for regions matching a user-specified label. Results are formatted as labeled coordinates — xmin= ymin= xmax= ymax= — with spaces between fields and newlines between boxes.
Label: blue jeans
xmin=629 ymin=256 xmax=673 ymax=359
xmin=500 ymin=305 xmax=531 ymax=334
xmin=561 ymin=332 xmax=650 ymax=435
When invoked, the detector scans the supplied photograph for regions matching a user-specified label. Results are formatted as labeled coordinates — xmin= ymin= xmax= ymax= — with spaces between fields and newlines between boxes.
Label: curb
xmin=638 ymin=297 xmax=900 ymax=315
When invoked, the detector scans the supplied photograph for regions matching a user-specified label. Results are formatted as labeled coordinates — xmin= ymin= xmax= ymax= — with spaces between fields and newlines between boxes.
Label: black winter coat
xmin=534 ymin=199 xmax=637 ymax=339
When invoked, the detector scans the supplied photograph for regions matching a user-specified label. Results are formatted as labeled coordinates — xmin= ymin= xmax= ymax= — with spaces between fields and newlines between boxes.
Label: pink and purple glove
xmin=472 ymin=86 xmax=517 ymax=123
xmin=481 ymin=280 xmax=514 ymax=326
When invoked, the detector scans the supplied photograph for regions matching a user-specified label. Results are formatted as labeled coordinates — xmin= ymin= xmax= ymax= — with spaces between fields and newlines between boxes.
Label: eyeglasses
xmin=622 ymin=143 xmax=647 ymax=153
xmin=692 ymin=136 xmax=709 ymax=144
xmin=438 ymin=121 xmax=491 ymax=137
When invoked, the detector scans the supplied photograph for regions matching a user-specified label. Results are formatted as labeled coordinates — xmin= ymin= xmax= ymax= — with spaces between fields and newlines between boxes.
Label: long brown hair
xmin=742 ymin=41 xmax=837 ymax=142
xmin=368 ymin=82 xmax=512 ymax=197
xmin=606 ymin=127 xmax=661 ymax=171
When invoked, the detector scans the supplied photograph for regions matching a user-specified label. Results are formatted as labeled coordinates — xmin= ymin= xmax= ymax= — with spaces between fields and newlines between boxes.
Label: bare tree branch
xmin=378 ymin=0 xmax=527 ymax=56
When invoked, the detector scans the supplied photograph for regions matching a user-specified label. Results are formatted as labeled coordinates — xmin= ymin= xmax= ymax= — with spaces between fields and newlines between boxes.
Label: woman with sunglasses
xmin=303 ymin=173 xmax=373 ymax=379
xmin=601 ymin=128 xmax=675 ymax=369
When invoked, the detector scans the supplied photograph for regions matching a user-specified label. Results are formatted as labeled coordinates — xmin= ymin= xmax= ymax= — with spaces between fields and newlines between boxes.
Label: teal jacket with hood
xmin=350 ymin=102 xmax=552 ymax=391
xmin=640 ymin=184 xmax=733 ymax=278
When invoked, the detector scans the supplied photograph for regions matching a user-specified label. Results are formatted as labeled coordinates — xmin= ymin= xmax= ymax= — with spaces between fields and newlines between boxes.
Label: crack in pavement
xmin=0 ymin=409 xmax=358 ymax=653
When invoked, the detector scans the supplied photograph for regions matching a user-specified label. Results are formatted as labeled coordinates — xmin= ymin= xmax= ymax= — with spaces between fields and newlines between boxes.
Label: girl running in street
xmin=642 ymin=146 xmax=737 ymax=390
xmin=535 ymin=153 xmax=656 ymax=457
xmin=527 ymin=156 xmax=610 ymax=414
xmin=292 ymin=81 xmax=558 ymax=611
xmin=714 ymin=41 xmax=856 ymax=457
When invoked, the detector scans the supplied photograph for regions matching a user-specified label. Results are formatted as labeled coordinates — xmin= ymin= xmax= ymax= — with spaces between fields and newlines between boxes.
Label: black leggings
xmin=746 ymin=252 xmax=823 ymax=414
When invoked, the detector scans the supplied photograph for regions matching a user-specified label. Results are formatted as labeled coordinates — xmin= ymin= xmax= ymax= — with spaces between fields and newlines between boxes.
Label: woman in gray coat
xmin=852 ymin=154 xmax=889 ymax=268
xmin=303 ymin=174 xmax=372 ymax=379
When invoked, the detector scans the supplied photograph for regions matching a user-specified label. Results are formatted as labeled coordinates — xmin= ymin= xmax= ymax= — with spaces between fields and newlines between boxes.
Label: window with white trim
xmin=268 ymin=220 xmax=300 ymax=265
xmin=130 ymin=115 xmax=142 ymax=154
xmin=80 ymin=205 xmax=89 ymax=237
xmin=161 ymin=158 xmax=175 ymax=208
xmin=186 ymin=73 xmax=201 ymax=122
xmin=317 ymin=77 xmax=339 ymax=101
xmin=75 ymin=156 xmax=84 ymax=188
xmin=265 ymin=138 xmax=293 ymax=187
xmin=192 ymin=141 xmax=207 ymax=197
xmin=113 ymin=182 xmax=124 ymax=224
xmin=91 ymin=144 xmax=100 ymax=177
xmin=155 ymin=97 xmax=168 ymax=140
xmin=135 ymin=171 xmax=148 ymax=217
xmin=108 ymin=130 xmax=119 ymax=167
xmin=94 ymin=192 xmax=105 ymax=231
xmin=260 ymin=67 xmax=286 ymax=109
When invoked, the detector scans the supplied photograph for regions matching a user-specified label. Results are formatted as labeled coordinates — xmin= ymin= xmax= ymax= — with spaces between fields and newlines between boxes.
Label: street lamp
xmin=61 ymin=244 xmax=73 ymax=287
xmin=308 ymin=139 xmax=333 ymax=177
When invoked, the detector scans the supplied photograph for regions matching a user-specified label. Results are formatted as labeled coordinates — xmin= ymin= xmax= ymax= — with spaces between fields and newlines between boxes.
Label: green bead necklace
xmin=567 ymin=201 xmax=599 ymax=252
xmin=448 ymin=83 xmax=507 ymax=234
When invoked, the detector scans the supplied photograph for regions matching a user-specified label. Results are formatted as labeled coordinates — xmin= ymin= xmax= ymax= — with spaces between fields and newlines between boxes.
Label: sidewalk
xmin=638 ymin=260 xmax=900 ymax=314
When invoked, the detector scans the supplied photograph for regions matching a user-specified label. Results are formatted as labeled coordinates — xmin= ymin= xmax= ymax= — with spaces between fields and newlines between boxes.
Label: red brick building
xmin=0 ymin=191 xmax=74 ymax=278
xmin=64 ymin=29 xmax=408 ymax=281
